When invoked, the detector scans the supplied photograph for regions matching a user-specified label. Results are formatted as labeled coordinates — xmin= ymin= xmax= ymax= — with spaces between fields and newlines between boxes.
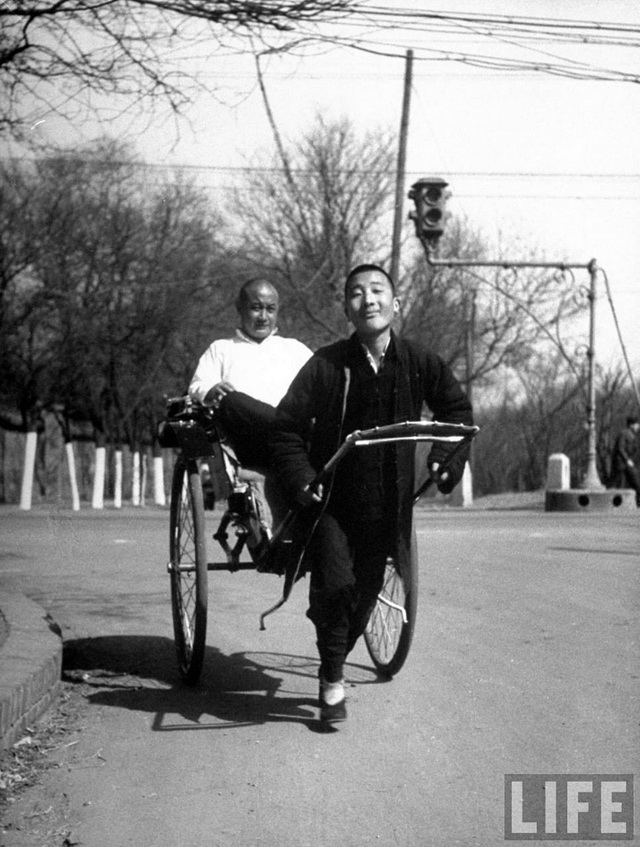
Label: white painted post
xmin=140 ymin=451 xmax=147 ymax=507
xmin=450 ymin=462 xmax=473 ymax=507
xmin=547 ymin=453 xmax=570 ymax=490
xmin=114 ymin=448 xmax=123 ymax=509
xmin=92 ymin=445 xmax=106 ymax=509
xmin=19 ymin=430 xmax=38 ymax=511
xmin=153 ymin=455 xmax=166 ymax=506
xmin=65 ymin=441 xmax=81 ymax=511
xmin=132 ymin=449 xmax=141 ymax=506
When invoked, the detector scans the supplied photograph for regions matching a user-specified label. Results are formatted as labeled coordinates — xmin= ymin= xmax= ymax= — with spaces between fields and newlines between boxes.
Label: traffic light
xmin=408 ymin=178 xmax=449 ymax=246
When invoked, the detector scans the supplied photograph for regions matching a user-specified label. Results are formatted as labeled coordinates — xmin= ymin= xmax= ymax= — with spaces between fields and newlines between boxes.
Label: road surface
xmin=1 ymin=504 xmax=638 ymax=846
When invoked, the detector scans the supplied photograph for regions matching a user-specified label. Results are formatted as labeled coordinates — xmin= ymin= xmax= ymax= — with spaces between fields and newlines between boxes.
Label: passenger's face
xmin=344 ymin=270 xmax=398 ymax=337
xmin=238 ymin=283 xmax=279 ymax=341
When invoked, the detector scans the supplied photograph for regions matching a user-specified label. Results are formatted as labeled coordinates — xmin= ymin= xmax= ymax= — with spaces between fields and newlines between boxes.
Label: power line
xmin=320 ymin=38 xmax=640 ymax=83
xmin=8 ymin=157 xmax=640 ymax=196
xmin=279 ymin=5 xmax=640 ymax=84
xmin=14 ymin=159 xmax=639 ymax=179
xmin=339 ymin=6 xmax=640 ymax=42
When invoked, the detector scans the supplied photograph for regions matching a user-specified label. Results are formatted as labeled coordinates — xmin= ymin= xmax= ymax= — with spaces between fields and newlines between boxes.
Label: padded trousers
xmin=305 ymin=511 xmax=395 ymax=682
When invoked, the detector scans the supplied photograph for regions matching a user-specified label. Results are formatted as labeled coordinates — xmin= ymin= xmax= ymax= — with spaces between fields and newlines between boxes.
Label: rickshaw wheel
xmin=169 ymin=457 xmax=208 ymax=685
xmin=364 ymin=528 xmax=418 ymax=677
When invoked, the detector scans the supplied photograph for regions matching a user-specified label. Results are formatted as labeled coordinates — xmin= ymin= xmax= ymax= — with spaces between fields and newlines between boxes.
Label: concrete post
xmin=547 ymin=453 xmax=570 ymax=491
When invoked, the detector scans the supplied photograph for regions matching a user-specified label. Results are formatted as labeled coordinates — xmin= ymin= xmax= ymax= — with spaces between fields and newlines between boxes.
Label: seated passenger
xmin=189 ymin=278 xmax=313 ymax=526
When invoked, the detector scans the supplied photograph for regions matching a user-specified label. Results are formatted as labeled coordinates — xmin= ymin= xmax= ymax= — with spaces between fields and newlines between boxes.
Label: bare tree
xmin=471 ymin=353 xmax=633 ymax=496
xmin=0 ymin=158 xmax=52 ymax=432
xmin=236 ymin=113 xmax=396 ymax=348
xmin=399 ymin=216 xmax=588 ymax=389
xmin=0 ymin=0 xmax=350 ymax=140
xmin=1 ymin=138 xmax=240 ymax=504
xmin=28 ymin=140 xmax=226 ymax=435
xmin=0 ymin=160 xmax=36 ymax=335
xmin=396 ymin=218 xmax=487 ymax=370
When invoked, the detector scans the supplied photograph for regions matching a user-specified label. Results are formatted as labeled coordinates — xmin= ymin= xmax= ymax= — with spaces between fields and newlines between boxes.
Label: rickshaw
xmin=159 ymin=396 xmax=478 ymax=686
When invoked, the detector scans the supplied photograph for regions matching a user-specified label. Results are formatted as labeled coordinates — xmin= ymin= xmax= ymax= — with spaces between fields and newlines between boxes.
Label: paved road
xmin=1 ymin=505 xmax=638 ymax=846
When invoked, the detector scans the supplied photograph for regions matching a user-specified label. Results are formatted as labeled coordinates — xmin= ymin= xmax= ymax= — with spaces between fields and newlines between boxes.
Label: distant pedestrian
xmin=611 ymin=416 xmax=640 ymax=506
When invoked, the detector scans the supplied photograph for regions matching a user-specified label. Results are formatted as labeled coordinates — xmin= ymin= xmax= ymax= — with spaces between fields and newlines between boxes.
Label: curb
xmin=0 ymin=591 xmax=63 ymax=750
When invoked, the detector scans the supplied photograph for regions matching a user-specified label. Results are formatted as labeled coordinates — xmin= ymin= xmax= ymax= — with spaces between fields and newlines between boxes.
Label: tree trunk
xmin=140 ymin=450 xmax=147 ymax=507
xmin=449 ymin=462 xmax=473 ymax=507
xmin=65 ymin=440 xmax=81 ymax=511
xmin=92 ymin=433 xmax=106 ymax=509
xmin=132 ymin=447 xmax=141 ymax=506
xmin=19 ymin=430 xmax=38 ymax=511
xmin=152 ymin=443 xmax=165 ymax=506
xmin=114 ymin=447 xmax=123 ymax=508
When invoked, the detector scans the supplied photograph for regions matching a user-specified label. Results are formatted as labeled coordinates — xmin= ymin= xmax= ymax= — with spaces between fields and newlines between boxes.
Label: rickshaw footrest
xmin=207 ymin=560 xmax=257 ymax=572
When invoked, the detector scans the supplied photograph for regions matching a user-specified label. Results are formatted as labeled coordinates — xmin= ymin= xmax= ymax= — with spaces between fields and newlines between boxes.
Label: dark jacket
xmin=270 ymin=332 xmax=473 ymax=561
xmin=612 ymin=426 xmax=639 ymax=473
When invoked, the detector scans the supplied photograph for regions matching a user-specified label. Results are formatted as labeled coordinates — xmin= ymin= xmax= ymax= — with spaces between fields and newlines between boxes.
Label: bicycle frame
xmin=161 ymin=398 xmax=479 ymax=575
xmin=162 ymin=396 xmax=479 ymax=683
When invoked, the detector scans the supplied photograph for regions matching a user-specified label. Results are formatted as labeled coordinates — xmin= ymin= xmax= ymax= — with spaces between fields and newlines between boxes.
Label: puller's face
xmin=344 ymin=270 xmax=398 ymax=338
xmin=238 ymin=284 xmax=279 ymax=341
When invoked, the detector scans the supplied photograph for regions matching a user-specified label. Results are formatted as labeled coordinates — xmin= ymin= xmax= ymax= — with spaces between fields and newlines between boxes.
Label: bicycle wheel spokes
xmin=177 ymin=477 xmax=197 ymax=567
xmin=364 ymin=529 xmax=418 ymax=678
xmin=366 ymin=563 xmax=406 ymax=664
xmin=173 ymin=557 xmax=197 ymax=656
xmin=169 ymin=458 xmax=208 ymax=685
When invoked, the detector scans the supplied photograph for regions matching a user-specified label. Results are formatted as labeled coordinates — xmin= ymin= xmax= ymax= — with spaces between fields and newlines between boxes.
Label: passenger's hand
xmin=297 ymin=483 xmax=323 ymax=507
xmin=206 ymin=381 xmax=236 ymax=409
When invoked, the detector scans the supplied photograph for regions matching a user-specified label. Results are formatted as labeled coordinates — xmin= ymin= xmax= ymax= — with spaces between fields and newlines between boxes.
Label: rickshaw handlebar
xmin=313 ymin=420 xmax=479 ymax=490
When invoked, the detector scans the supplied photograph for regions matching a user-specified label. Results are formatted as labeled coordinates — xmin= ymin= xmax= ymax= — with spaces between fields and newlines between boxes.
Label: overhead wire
xmin=600 ymin=268 xmax=640 ymax=407
xmin=427 ymin=9 xmax=639 ymax=82
xmin=310 ymin=35 xmax=640 ymax=83
xmin=342 ymin=6 xmax=640 ymax=40
xmin=295 ymin=4 xmax=640 ymax=84
xmin=256 ymin=9 xmax=640 ymax=372
xmin=295 ymin=8 xmax=640 ymax=374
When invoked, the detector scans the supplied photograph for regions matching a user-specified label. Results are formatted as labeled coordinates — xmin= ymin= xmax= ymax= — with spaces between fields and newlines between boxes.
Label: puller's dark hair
xmin=344 ymin=264 xmax=395 ymax=298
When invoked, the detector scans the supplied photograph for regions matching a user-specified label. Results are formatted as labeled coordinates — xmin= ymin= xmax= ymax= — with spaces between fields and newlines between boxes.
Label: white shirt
xmin=361 ymin=337 xmax=391 ymax=373
xmin=189 ymin=329 xmax=313 ymax=406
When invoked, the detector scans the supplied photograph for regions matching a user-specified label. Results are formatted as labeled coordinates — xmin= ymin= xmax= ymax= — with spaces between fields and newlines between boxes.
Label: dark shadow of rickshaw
xmin=63 ymin=635 xmax=378 ymax=734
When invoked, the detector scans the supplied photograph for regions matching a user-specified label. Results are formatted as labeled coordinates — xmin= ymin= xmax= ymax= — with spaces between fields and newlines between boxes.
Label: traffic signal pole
xmin=422 ymin=247 xmax=604 ymax=491
xmin=408 ymin=178 xmax=604 ymax=492
xmin=583 ymin=259 xmax=603 ymax=490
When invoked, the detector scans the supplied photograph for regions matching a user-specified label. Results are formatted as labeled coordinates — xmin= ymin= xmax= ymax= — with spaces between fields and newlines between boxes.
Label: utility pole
xmin=390 ymin=50 xmax=413 ymax=286
xmin=464 ymin=288 xmax=476 ymax=406
xmin=580 ymin=259 xmax=603 ymax=491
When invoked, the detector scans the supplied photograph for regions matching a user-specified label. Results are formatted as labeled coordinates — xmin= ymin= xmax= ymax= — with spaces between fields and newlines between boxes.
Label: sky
xmin=18 ymin=0 xmax=640 ymax=376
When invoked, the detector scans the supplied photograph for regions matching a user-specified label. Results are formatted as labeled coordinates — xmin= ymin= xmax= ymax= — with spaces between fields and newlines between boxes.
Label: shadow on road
xmin=63 ymin=635 xmax=376 ymax=734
